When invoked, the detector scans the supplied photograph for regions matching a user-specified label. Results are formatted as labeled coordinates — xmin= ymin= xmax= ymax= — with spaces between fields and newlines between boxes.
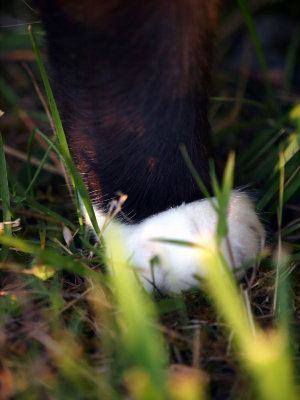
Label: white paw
xmin=84 ymin=191 xmax=265 ymax=293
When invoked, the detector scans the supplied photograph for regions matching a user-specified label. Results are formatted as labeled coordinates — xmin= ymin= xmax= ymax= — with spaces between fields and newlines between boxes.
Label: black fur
xmin=37 ymin=0 xmax=218 ymax=222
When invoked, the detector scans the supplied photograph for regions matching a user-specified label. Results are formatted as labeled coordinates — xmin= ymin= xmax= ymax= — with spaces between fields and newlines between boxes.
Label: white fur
xmin=82 ymin=191 xmax=265 ymax=293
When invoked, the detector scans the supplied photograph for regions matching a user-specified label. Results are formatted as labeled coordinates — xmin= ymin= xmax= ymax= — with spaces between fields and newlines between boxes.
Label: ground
xmin=0 ymin=1 xmax=299 ymax=399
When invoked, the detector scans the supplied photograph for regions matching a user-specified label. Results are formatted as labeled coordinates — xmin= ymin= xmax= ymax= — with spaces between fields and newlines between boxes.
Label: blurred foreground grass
xmin=1 ymin=1 xmax=300 ymax=399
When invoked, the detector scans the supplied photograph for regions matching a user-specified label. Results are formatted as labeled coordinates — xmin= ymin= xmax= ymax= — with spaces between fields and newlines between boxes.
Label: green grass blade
xmin=180 ymin=145 xmax=217 ymax=211
xmin=236 ymin=118 xmax=287 ymax=170
xmin=0 ymin=132 xmax=12 ymax=236
xmin=238 ymin=128 xmax=286 ymax=173
xmin=216 ymin=153 xmax=235 ymax=240
xmin=104 ymin=225 xmax=167 ymax=399
xmin=222 ymin=152 xmax=235 ymax=206
xmin=33 ymin=129 xmax=64 ymax=162
xmin=257 ymin=136 xmax=300 ymax=211
xmin=26 ymin=130 xmax=36 ymax=197
xmin=210 ymin=96 xmax=266 ymax=109
xmin=25 ymin=145 xmax=52 ymax=196
xmin=284 ymin=26 xmax=300 ymax=92
xmin=28 ymin=27 xmax=69 ymax=161
xmin=25 ymin=197 xmax=76 ymax=230
xmin=197 ymin=238 xmax=298 ymax=400
xmin=28 ymin=26 xmax=100 ymax=237
xmin=237 ymin=0 xmax=275 ymax=111
xmin=273 ymin=150 xmax=285 ymax=315
xmin=278 ymin=151 xmax=285 ymax=228
xmin=0 ymin=234 xmax=99 ymax=280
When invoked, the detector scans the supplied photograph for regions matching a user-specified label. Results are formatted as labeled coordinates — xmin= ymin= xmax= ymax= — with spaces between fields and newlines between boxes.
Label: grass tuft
xmin=0 ymin=2 xmax=299 ymax=399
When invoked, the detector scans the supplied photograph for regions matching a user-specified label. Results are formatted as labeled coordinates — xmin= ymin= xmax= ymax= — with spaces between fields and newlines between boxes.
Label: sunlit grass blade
xmin=257 ymin=135 xmax=300 ymax=211
xmin=209 ymin=153 xmax=235 ymax=241
xmin=289 ymin=103 xmax=300 ymax=128
xmin=0 ymin=234 xmax=99 ymax=280
xmin=275 ymin=251 xmax=293 ymax=340
xmin=180 ymin=148 xmax=235 ymax=241
xmin=274 ymin=133 xmax=300 ymax=176
xmin=273 ymin=151 xmax=293 ymax=339
xmin=222 ymin=152 xmax=235 ymax=202
xmin=161 ymin=148 xmax=298 ymax=399
xmin=104 ymin=224 xmax=167 ymax=399
xmin=197 ymin=237 xmax=298 ymax=400
xmin=199 ymin=155 xmax=298 ymax=399
xmin=28 ymin=26 xmax=100 ymax=237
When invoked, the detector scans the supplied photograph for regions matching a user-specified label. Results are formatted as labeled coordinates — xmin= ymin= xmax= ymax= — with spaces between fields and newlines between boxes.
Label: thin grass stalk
xmin=0 ymin=132 xmax=12 ymax=236
xmin=26 ymin=130 xmax=36 ymax=196
xmin=28 ymin=26 xmax=100 ymax=237
xmin=25 ymin=197 xmax=76 ymax=230
xmin=0 ymin=130 xmax=12 ymax=262
xmin=25 ymin=144 xmax=52 ymax=196
xmin=273 ymin=150 xmax=285 ymax=313
xmin=237 ymin=0 xmax=275 ymax=110
xmin=180 ymin=145 xmax=216 ymax=210
xmin=210 ymin=96 xmax=266 ymax=109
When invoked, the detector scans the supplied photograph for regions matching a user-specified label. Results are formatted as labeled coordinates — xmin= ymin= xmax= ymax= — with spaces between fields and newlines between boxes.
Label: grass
xmin=1 ymin=1 xmax=300 ymax=399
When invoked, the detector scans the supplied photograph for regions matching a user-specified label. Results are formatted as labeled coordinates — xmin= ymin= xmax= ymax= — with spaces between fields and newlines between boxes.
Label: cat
xmin=36 ymin=0 xmax=265 ymax=292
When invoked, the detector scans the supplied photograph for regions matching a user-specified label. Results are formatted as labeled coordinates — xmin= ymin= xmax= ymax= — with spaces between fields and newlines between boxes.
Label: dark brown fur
xmin=37 ymin=0 xmax=218 ymax=221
